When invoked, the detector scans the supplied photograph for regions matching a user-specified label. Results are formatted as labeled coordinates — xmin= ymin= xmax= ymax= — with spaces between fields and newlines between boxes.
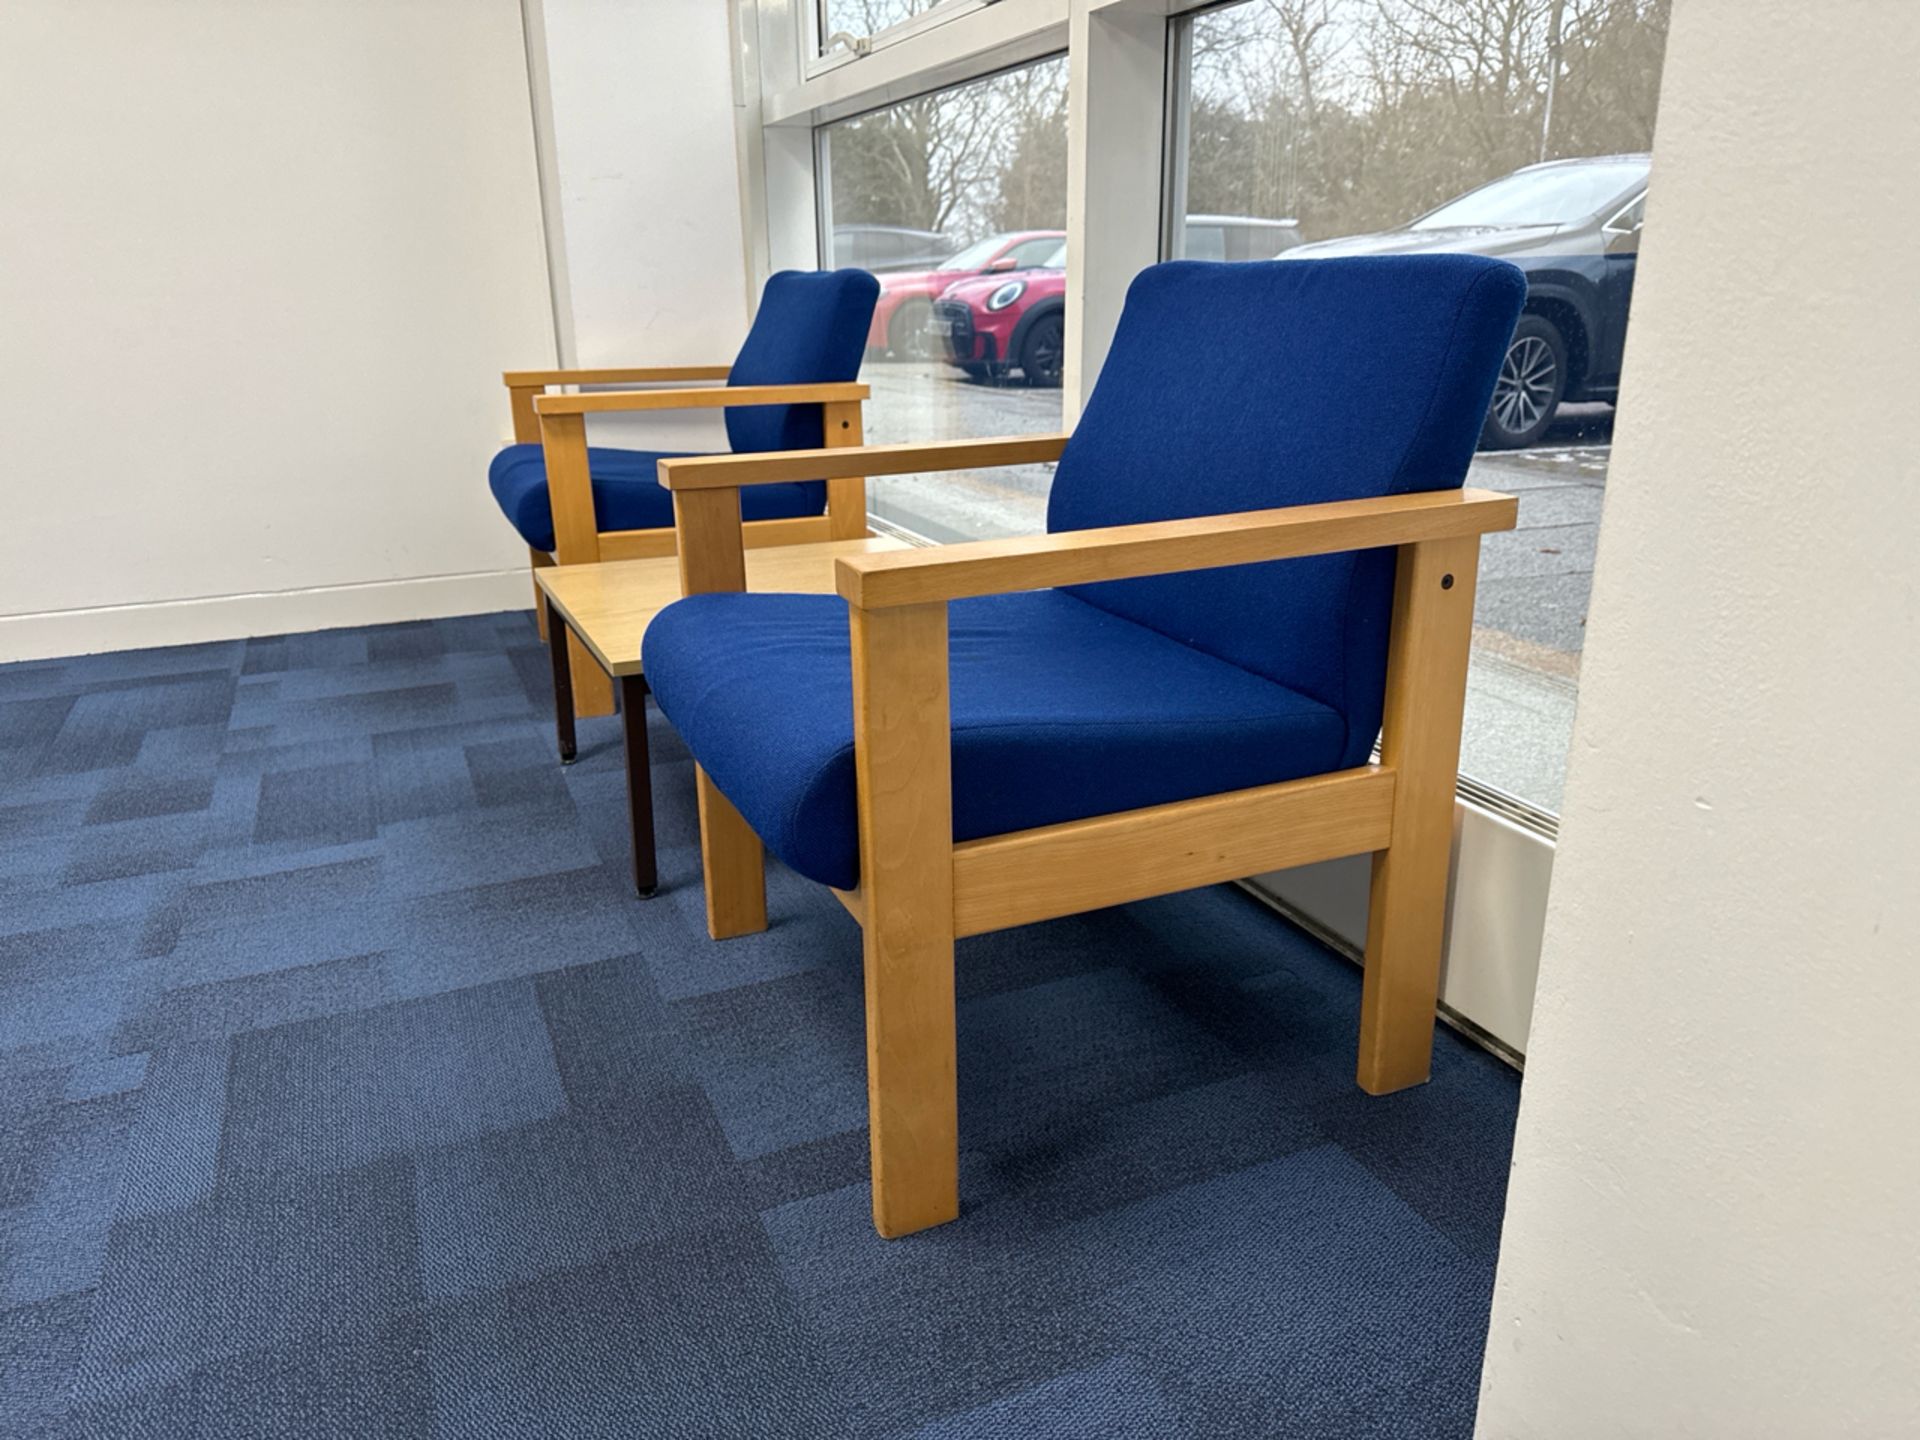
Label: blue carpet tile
xmin=0 ymin=612 xmax=1521 ymax=1439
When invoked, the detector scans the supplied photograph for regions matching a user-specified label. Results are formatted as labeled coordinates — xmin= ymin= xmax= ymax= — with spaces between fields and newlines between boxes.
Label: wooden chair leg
xmin=530 ymin=548 xmax=553 ymax=644
xmin=541 ymin=410 xmax=617 ymax=719
xmin=696 ymin=768 xmax=766 ymax=939
xmin=1358 ymin=534 xmax=1481 ymax=1095
xmin=850 ymin=602 xmax=959 ymax=1238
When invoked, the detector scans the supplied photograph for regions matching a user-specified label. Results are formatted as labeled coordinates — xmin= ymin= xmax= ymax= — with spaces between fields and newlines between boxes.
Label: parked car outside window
xmin=831 ymin=224 xmax=957 ymax=275
xmin=1282 ymin=155 xmax=1650 ymax=448
xmin=865 ymin=229 xmax=1066 ymax=359
xmin=1182 ymin=215 xmax=1303 ymax=262
xmin=932 ymin=239 xmax=1068 ymax=386
xmin=930 ymin=215 xmax=1306 ymax=387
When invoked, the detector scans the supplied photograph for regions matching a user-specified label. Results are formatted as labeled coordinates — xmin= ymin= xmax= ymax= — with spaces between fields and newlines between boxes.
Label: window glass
xmin=938 ymin=236 xmax=1010 ymax=271
xmin=1224 ymin=221 xmax=1301 ymax=260
xmin=1414 ymin=162 xmax=1651 ymax=228
xmin=818 ymin=56 xmax=1069 ymax=541
xmin=1004 ymin=235 xmax=1068 ymax=267
xmin=1186 ymin=224 xmax=1226 ymax=261
xmin=820 ymin=0 xmax=953 ymax=53
xmin=1171 ymin=0 xmax=1671 ymax=815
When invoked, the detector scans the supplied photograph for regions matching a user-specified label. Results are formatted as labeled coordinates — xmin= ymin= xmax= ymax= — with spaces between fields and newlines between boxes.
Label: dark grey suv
xmin=1283 ymin=155 xmax=1649 ymax=448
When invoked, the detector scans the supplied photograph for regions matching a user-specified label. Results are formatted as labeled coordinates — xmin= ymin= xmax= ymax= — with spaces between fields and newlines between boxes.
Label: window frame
xmin=729 ymin=0 xmax=1626 ymax=1062
xmin=808 ymin=0 xmax=1004 ymax=76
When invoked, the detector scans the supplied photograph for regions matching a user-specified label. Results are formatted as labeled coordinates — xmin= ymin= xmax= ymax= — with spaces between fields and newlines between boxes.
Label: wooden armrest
xmin=535 ymin=382 xmax=869 ymax=417
xmin=657 ymin=434 xmax=1070 ymax=490
xmin=834 ymin=489 xmax=1518 ymax=610
xmin=504 ymin=365 xmax=731 ymax=388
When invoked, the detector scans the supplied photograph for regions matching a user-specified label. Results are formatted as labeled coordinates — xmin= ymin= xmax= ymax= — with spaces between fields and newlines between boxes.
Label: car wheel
xmin=887 ymin=300 xmax=936 ymax=360
xmin=1019 ymin=313 xmax=1065 ymax=388
xmin=1481 ymin=314 xmax=1567 ymax=449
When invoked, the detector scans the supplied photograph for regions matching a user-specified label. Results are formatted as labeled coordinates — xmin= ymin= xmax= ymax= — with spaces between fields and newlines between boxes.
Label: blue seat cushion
xmin=642 ymin=589 xmax=1351 ymax=891
xmin=488 ymin=444 xmax=825 ymax=553
xmin=1047 ymin=255 xmax=1527 ymax=770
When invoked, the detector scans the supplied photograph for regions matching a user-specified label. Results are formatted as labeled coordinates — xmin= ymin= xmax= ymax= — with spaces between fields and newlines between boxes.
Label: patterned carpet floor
xmin=1 ymin=611 xmax=1520 ymax=1438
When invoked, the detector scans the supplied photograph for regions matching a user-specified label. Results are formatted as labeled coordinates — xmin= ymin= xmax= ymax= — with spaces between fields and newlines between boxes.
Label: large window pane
xmin=1172 ymin=0 xmax=1670 ymax=815
xmin=818 ymin=57 xmax=1068 ymax=541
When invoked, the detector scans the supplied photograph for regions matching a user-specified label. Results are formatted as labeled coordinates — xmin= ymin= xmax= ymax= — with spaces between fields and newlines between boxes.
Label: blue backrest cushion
xmin=725 ymin=268 xmax=881 ymax=456
xmin=1048 ymin=255 xmax=1525 ymax=767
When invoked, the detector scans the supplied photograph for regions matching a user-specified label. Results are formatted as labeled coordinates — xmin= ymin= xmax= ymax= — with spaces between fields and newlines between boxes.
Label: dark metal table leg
xmin=620 ymin=674 xmax=657 ymax=897
xmin=544 ymin=593 xmax=577 ymax=765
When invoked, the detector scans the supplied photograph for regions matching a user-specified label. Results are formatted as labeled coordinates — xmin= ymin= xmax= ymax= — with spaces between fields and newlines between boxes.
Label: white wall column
xmin=532 ymin=0 xmax=752 ymax=455
xmin=1475 ymin=0 xmax=1920 ymax=1433
xmin=1063 ymin=0 xmax=1168 ymax=419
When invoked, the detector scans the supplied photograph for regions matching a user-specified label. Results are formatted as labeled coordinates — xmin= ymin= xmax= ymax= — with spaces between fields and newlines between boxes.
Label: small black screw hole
xmin=1441 ymin=574 xmax=1455 ymax=590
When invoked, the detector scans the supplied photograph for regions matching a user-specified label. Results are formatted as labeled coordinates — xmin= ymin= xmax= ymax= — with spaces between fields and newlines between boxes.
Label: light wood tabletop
xmin=533 ymin=535 xmax=911 ymax=678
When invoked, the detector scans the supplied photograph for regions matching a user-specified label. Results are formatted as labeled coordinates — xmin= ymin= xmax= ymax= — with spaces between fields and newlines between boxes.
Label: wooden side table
xmin=533 ymin=536 xmax=909 ymax=896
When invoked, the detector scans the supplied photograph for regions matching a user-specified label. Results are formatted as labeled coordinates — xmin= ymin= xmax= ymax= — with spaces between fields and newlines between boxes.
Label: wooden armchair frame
xmin=658 ymin=437 xmax=1517 ymax=1238
xmin=502 ymin=367 xmax=871 ymax=714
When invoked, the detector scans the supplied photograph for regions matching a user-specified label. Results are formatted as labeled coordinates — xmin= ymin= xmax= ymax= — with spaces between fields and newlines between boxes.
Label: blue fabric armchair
xmin=642 ymin=255 xmax=1528 ymax=1237
xmin=494 ymin=268 xmax=878 ymax=714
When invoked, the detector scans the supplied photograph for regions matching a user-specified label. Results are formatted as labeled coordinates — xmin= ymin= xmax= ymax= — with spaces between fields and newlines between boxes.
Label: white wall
xmin=0 ymin=0 xmax=753 ymax=662
xmin=1476 ymin=2 xmax=1920 ymax=1435
xmin=532 ymin=0 xmax=752 ymax=457
xmin=0 ymin=0 xmax=557 ymax=659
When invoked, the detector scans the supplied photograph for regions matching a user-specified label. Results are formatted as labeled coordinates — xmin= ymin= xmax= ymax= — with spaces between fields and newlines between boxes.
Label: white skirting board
xmin=1245 ymin=795 xmax=1555 ymax=1062
xmin=0 ymin=569 xmax=535 ymax=665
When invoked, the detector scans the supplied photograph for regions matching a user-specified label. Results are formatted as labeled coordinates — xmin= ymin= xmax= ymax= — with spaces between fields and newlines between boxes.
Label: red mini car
xmin=931 ymin=237 xmax=1067 ymax=387
xmin=867 ymin=230 xmax=1065 ymax=358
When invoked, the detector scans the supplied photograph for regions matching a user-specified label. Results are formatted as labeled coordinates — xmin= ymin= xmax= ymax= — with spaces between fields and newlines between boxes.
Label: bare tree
xmin=828 ymin=54 xmax=1068 ymax=244
xmin=1185 ymin=0 xmax=1667 ymax=242
xmin=1264 ymin=0 xmax=1347 ymax=126
xmin=820 ymin=0 xmax=940 ymax=48
xmin=985 ymin=61 xmax=1069 ymax=231
xmin=831 ymin=0 xmax=1667 ymax=259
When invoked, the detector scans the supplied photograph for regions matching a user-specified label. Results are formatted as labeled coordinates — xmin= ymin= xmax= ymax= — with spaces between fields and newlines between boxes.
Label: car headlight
xmin=986 ymin=280 xmax=1027 ymax=312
